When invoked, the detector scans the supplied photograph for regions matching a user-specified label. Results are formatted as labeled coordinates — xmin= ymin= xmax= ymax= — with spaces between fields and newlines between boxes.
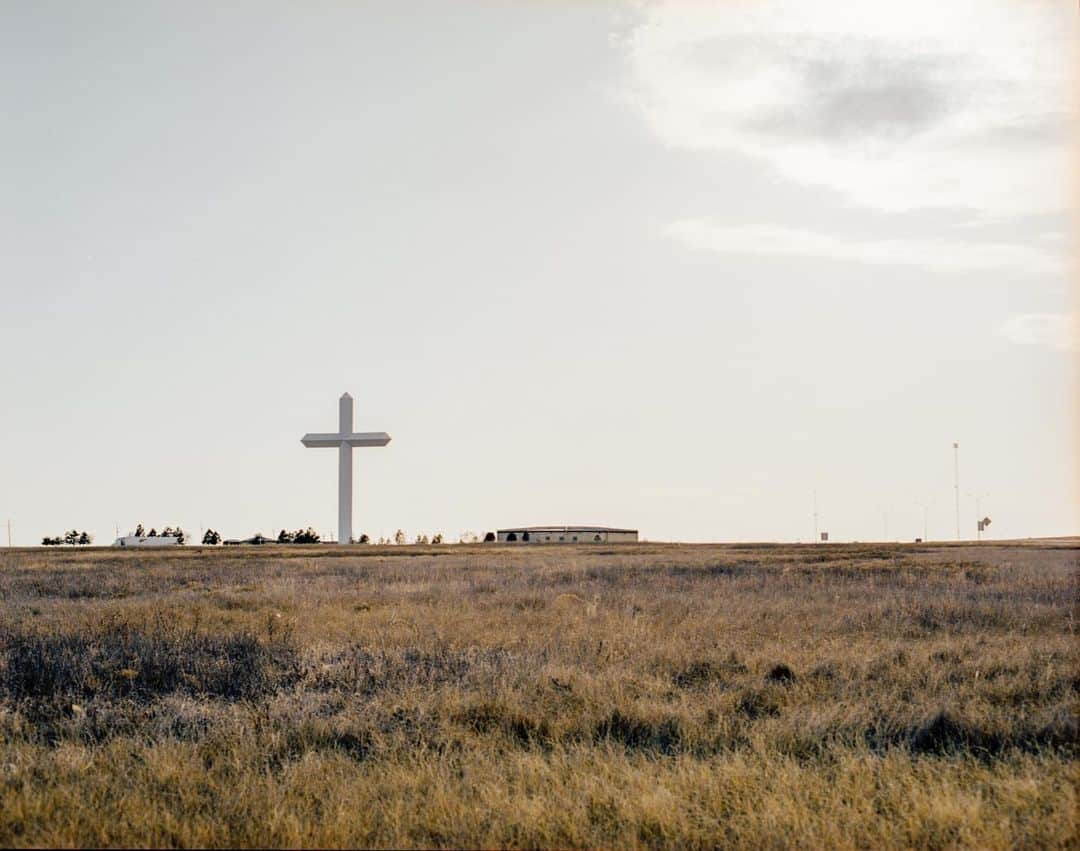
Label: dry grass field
xmin=0 ymin=540 xmax=1076 ymax=848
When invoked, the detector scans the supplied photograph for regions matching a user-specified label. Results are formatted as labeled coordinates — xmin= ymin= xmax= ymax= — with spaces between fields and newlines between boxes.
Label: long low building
xmin=112 ymin=535 xmax=182 ymax=548
xmin=496 ymin=526 xmax=638 ymax=544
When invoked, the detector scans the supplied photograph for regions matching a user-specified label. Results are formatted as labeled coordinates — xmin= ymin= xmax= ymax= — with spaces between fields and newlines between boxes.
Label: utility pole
xmin=813 ymin=491 xmax=819 ymax=543
xmin=6 ymin=519 xmax=11 ymax=548
xmin=953 ymin=442 xmax=960 ymax=540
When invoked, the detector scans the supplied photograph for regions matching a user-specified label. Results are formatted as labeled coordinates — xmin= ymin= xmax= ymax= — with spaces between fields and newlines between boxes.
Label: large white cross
xmin=301 ymin=393 xmax=390 ymax=545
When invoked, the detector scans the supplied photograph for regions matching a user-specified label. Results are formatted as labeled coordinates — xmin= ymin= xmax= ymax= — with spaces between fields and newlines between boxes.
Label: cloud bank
xmin=620 ymin=0 xmax=1076 ymax=217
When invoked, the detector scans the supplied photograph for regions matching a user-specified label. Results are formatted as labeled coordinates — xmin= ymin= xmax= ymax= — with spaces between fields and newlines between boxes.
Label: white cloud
xmin=667 ymin=220 xmax=1064 ymax=277
xmin=998 ymin=313 xmax=1079 ymax=352
xmin=620 ymin=0 xmax=1076 ymax=216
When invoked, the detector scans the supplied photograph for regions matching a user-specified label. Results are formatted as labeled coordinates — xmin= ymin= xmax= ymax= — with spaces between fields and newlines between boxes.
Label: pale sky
xmin=1 ymin=0 xmax=1076 ymax=546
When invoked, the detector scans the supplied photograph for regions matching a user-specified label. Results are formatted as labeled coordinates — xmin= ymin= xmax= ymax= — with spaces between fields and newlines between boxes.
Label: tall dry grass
xmin=0 ymin=541 xmax=1076 ymax=848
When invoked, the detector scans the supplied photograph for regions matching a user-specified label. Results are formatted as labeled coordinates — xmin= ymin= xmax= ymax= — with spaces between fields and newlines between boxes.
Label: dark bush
xmin=450 ymin=701 xmax=552 ymax=748
xmin=766 ymin=663 xmax=797 ymax=684
xmin=673 ymin=654 xmax=748 ymax=689
xmin=737 ymin=688 xmax=782 ymax=719
xmin=857 ymin=709 xmax=1079 ymax=757
xmin=908 ymin=711 xmax=1001 ymax=755
xmin=593 ymin=710 xmax=683 ymax=754
xmin=673 ymin=661 xmax=726 ymax=689
xmin=0 ymin=620 xmax=301 ymax=703
xmin=506 ymin=713 xmax=552 ymax=748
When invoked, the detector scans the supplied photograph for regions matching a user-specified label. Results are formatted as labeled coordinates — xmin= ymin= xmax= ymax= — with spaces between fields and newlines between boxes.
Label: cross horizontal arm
xmin=301 ymin=432 xmax=392 ymax=448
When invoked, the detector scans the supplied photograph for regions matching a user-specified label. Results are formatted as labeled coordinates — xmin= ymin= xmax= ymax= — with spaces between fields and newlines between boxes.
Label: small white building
xmin=112 ymin=535 xmax=182 ymax=548
xmin=496 ymin=525 xmax=638 ymax=544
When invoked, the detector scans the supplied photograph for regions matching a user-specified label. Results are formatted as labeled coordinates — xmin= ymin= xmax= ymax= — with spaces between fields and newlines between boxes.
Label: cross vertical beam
xmin=339 ymin=394 xmax=353 ymax=544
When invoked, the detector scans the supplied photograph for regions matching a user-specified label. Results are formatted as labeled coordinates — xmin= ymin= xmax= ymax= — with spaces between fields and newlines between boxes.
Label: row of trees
xmin=42 ymin=530 xmax=92 ymax=546
xmin=277 ymin=528 xmax=321 ymax=544
xmin=40 ymin=526 xmax=500 ymax=548
xmin=133 ymin=524 xmax=186 ymax=543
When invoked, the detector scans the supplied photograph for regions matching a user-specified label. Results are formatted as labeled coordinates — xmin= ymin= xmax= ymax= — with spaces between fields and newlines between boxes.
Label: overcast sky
xmin=1 ymin=0 xmax=1076 ymax=546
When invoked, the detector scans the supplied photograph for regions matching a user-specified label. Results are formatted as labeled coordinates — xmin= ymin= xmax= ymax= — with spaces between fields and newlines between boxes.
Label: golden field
xmin=0 ymin=540 xmax=1076 ymax=848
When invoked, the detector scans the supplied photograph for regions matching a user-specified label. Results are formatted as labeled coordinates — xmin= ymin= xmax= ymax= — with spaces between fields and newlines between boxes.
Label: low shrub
xmin=0 ymin=619 xmax=300 ymax=703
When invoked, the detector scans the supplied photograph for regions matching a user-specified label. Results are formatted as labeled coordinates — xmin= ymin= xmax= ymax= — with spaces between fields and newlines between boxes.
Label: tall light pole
xmin=813 ymin=490 xmax=819 ymax=543
xmin=953 ymin=442 xmax=960 ymax=540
